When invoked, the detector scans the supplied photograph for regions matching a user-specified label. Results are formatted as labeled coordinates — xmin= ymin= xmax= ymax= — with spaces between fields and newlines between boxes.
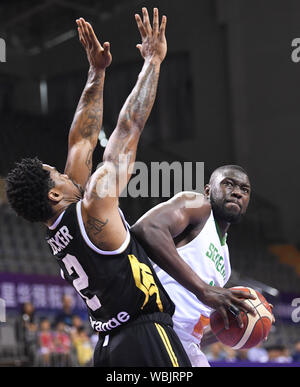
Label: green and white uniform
xmin=153 ymin=209 xmax=231 ymax=367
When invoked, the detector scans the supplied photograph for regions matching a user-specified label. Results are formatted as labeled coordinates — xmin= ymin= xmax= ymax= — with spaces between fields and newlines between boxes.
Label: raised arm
xmin=100 ymin=7 xmax=167 ymax=194
xmin=81 ymin=8 xmax=167 ymax=251
xmin=131 ymin=192 xmax=257 ymax=329
xmin=64 ymin=18 xmax=112 ymax=189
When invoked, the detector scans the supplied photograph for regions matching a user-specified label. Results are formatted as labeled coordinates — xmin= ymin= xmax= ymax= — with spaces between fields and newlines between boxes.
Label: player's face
xmin=208 ymin=169 xmax=251 ymax=224
xmin=43 ymin=164 xmax=83 ymax=200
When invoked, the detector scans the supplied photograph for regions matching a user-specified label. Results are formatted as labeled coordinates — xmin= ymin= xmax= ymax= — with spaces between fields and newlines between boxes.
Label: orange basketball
xmin=209 ymin=287 xmax=273 ymax=349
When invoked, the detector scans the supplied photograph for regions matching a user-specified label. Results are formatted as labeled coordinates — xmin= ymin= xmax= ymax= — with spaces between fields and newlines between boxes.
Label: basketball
xmin=209 ymin=287 xmax=273 ymax=350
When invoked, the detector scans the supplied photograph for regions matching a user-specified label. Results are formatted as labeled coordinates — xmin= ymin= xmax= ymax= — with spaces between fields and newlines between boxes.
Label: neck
xmin=214 ymin=217 xmax=230 ymax=238
xmin=45 ymin=201 xmax=72 ymax=228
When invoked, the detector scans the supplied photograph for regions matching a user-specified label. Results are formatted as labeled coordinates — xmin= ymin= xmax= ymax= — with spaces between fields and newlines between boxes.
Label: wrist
xmin=194 ymin=282 xmax=210 ymax=302
xmin=144 ymin=56 xmax=163 ymax=66
xmin=88 ymin=66 xmax=106 ymax=77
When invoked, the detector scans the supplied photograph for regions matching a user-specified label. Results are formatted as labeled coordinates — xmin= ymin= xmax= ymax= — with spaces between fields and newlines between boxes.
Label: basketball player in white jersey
xmin=132 ymin=165 xmax=258 ymax=366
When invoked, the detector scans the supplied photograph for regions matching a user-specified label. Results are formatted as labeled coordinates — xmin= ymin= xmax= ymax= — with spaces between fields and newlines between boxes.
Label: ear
xmin=204 ymin=184 xmax=210 ymax=198
xmin=48 ymin=187 xmax=63 ymax=203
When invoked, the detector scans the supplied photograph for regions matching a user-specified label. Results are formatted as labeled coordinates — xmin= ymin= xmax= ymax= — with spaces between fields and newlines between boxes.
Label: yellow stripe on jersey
xmin=128 ymin=254 xmax=163 ymax=312
xmin=154 ymin=323 xmax=179 ymax=367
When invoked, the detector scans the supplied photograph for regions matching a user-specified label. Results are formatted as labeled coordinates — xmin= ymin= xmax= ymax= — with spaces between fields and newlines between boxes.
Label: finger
xmin=80 ymin=18 xmax=92 ymax=48
xmin=236 ymin=314 xmax=244 ymax=329
xmin=76 ymin=22 xmax=86 ymax=46
xmin=78 ymin=27 xmax=87 ymax=47
xmin=135 ymin=13 xmax=147 ymax=39
xmin=230 ymin=290 xmax=257 ymax=300
xmin=86 ymin=22 xmax=102 ymax=49
xmin=218 ymin=307 xmax=229 ymax=330
xmin=152 ymin=7 xmax=159 ymax=36
xmin=76 ymin=19 xmax=84 ymax=39
xmin=103 ymin=41 xmax=110 ymax=52
xmin=136 ymin=44 xmax=142 ymax=54
xmin=142 ymin=7 xmax=152 ymax=35
xmin=159 ymin=15 xmax=167 ymax=37
xmin=233 ymin=298 xmax=256 ymax=316
xmin=228 ymin=304 xmax=240 ymax=317
xmin=228 ymin=305 xmax=244 ymax=328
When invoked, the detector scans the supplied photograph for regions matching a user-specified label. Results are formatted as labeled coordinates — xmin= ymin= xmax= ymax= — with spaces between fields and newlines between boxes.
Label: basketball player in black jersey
xmin=6 ymin=8 xmax=257 ymax=367
xmin=6 ymin=8 xmax=192 ymax=367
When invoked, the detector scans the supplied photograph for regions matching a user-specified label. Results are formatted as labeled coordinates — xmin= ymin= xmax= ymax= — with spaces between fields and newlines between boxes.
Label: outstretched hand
xmin=135 ymin=7 xmax=167 ymax=63
xmin=76 ymin=18 xmax=112 ymax=71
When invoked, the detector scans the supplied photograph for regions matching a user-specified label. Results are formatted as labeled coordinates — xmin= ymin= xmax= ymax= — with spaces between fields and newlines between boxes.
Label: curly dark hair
xmin=6 ymin=157 xmax=55 ymax=222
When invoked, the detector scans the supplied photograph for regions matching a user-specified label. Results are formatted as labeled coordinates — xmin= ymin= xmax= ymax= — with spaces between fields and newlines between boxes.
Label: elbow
xmin=117 ymin=110 xmax=144 ymax=135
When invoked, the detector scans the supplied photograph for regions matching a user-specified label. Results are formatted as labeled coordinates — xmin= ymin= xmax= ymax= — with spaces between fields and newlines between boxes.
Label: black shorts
xmin=93 ymin=312 xmax=191 ymax=367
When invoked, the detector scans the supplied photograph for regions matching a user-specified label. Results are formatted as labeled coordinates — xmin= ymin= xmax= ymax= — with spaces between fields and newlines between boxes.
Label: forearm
xmin=69 ymin=67 xmax=105 ymax=147
xmin=102 ymin=58 xmax=161 ymax=172
xmin=200 ymin=327 xmax=218 ymax=348
xmin=133 ymin=222 xmax=209 ymax=298
xmin=116 ymin=58 xmax=161 ymax=133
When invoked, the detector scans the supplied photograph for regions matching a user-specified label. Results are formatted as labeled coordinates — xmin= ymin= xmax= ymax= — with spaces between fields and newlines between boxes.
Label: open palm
xmin=76 ymin=18 xmax=112 ymax=70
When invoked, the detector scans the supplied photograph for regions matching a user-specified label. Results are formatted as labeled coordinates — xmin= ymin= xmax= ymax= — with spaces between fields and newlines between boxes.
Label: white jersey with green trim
xmin=153 ymin=210 xmax=231 ymax=365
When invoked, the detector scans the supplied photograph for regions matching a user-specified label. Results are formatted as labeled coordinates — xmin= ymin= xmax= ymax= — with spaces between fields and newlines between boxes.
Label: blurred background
xmin=0 ymin=0 xmax=299 ymax=367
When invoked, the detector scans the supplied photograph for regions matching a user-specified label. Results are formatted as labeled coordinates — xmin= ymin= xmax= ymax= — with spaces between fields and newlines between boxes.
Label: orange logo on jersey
xmin=193 ymin=315 xmax=210 ymax=340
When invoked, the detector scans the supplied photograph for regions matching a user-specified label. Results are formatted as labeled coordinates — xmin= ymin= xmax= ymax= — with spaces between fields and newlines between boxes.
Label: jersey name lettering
xmin=205 ymin=242 xmax=226 ymax=280
xmin=47 ymin=225 xmax=73 ymax=255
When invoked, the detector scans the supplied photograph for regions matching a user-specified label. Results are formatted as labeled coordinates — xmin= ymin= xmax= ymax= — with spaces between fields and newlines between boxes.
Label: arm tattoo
xmin=118 ymin=62 xmax=160 ymax=133
xmin=85 ymin=148 xmax=93 ymax=176
xmin=105 ymin=62 xmax=160 ymax=168
xmin=71 ymin=70 xmax=105 ymax=140
xmin=86 ymin=216 xmax=109 ymax=236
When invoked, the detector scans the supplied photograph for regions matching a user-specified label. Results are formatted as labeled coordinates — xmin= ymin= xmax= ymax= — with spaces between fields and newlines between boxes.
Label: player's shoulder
xmin=171 ymin=191 xmax=211 ymax=225
xmin=172 ymin=191 xmax=211 ymax=208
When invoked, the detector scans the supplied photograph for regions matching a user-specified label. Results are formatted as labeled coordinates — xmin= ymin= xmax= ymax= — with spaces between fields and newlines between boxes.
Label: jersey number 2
xmin=62 ymin=254 xmax=101 ymax=311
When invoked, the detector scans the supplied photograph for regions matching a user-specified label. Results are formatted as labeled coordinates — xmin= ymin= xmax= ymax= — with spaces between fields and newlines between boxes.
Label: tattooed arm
xmin=64 ymin=18 xmax=112 ymax=190
xmin=81 ymin=8 xmax=167 ymax=251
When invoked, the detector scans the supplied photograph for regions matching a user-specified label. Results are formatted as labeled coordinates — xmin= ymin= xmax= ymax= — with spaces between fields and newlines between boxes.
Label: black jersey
xmin=46 ymin=200 xmax=175 ymax=335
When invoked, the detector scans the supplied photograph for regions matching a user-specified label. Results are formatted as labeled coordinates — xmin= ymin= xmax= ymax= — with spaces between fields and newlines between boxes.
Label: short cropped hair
xmin=209 ymin=165 xmax=249 ymax=184
xmin=6 ymin=157 xmax=55 ymax=222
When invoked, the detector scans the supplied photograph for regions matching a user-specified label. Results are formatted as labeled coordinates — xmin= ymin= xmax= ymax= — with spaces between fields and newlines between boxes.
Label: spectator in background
xmin=247 ymin=343 xmax=269 ymax=363
xmin=266 ymin=344 xmax=292 ymax=363
xmin=205 ymin=342 xmax=227 ymax=362
xmin=222 ymin=346 xmax=238 ymax=362
xmin=55 ymin=294 xmax=75 ymax=328
xmin=71 ymin=326 xmax=93 ymax=367
xmin=70 ymin=315 xmax=84 ymax=337
xmin=38 ymin=318 xmax=55 ymax=366
xmin=53 ymin=321 xmax=72 ymax=366
xmin=15 ymin=302 xmax=38 ymax=366
xmin=278 ymin=345 xmax=292 ymax=363
xmin=292 ymin=340 xmax=300 ymax=362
